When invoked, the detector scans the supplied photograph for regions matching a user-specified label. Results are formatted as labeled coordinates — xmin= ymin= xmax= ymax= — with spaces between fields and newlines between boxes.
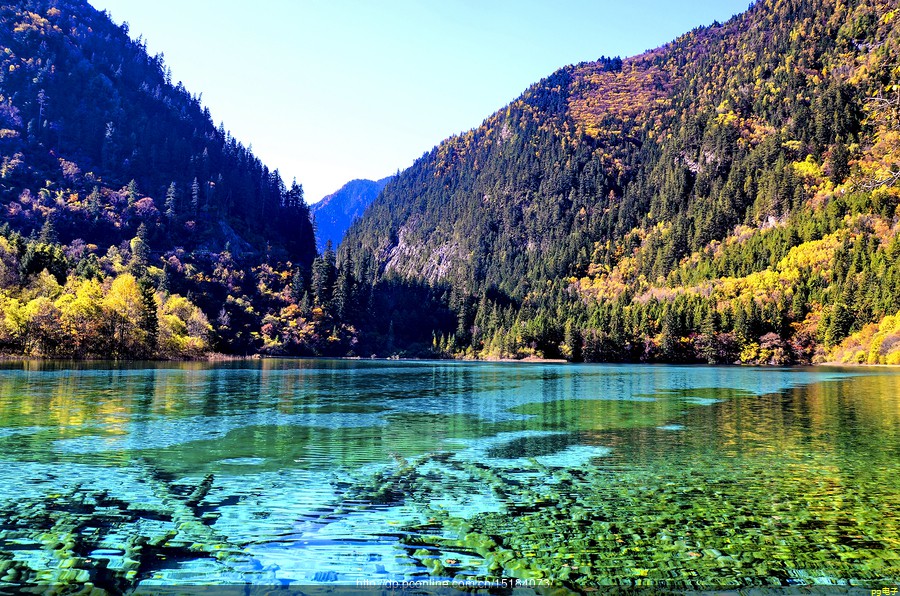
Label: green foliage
xmin=332 ymin=0 xmax=900 ymax=364
xmin=0 ymin=227 xmax=210 ymax=358
xmin=0 ymin=0 xmax=316 ymax=266
xmin=3 ymin=0 xmax=900 ymax=363
xmin=0 ymin=0 xmax=322 ymax=359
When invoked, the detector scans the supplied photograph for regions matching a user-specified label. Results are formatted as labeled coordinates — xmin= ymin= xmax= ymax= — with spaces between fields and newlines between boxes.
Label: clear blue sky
xmin=88 ymin=1 xmax=750 ymax=203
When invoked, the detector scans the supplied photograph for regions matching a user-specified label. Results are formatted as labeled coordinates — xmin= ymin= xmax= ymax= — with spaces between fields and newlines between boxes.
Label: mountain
xmin=0 ymin=0 xmax=320 ymax=358
xmin=3 ymin=0 xmax=900 ymax=364
xmin=0 ymin=0 xmax=315 ymax=261
xmin=311 ymin=176 xmax=391 ymax=251
xmin=339 ymin=0 xmax=900 ymax=364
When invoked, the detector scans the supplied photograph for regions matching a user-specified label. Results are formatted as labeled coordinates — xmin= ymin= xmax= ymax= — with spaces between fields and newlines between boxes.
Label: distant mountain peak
xmin=311 ymin=176 xmax=391 ymax=251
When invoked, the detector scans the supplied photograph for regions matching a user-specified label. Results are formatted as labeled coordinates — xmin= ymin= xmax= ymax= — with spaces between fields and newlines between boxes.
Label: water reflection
xmin=0 ymin=361 xmax=897 ymax=588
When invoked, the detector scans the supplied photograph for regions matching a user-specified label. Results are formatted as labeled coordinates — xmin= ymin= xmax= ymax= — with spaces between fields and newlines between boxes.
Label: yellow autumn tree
xmin=103 ymin=273 xmax=150 ymax=358
xmin=56 ymin=278 xmax=106 ymax=357
xmin=158 ymin=293 xmax=211 ymax=358
xmin=22 ymin=296 xmax=65 ymax=356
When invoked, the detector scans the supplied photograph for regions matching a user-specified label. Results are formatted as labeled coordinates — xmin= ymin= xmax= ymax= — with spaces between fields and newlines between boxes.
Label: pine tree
xmin=563 ymin=319 xmax=582 ymax=362
xmin=699 ymin=309 xmax=718 ymax=364
xmin=191 ymin=177 xmax=200 ymax=215
xmin=790 ymin=288 xmax=806 ymax=321
xmin=164 ymin=182 xmax=177 ymax=222
xmin=300 ymin=291 xmax=312 ymax=317
xmin=290 ymin=268 xmax=306 ymax=304
xmin=126 ymin=179 xmax=138 ymax=207
xmin=660 ymin=306 xmax=680 ymax=362
xmin=130 ymin=236 xmax=150 ymax=269
xmin=87 ymin=186 xmax=102 ymax=216
xmin=825 ymin=302 xmax=853 ymax=346
xmin=38 ymin=217 xmax=57 ymax=244
xmin=158 ymin=265 xmax=170 ymax=295
xmin=286 ymin=179 xmax=304 ymax=209
xmin=137 ymin=277 xmax=159 ymax=356
xmin=311 ymin=240 xmax=337 ymax=307
xmin=333 ymin=266 xmax=353 ymax=320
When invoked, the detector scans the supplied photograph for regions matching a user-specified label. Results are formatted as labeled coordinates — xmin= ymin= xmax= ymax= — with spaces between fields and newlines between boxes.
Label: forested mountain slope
xmin=3 ymin=0 xmax=900 ymax=363
xmin=311 ymin=177 xmax=391 ymax=251
xmin=0 ymin=0 xmax=321 ymax=358
xmin=339 ymin=0 xmax=900 ymax=364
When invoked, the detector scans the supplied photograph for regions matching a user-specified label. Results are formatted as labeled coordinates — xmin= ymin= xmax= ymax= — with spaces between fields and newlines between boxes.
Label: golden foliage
xmin=568 ymin=62 xmax=672 ymax=139
xmin=830 ymin=310 xmax=900 ymax=364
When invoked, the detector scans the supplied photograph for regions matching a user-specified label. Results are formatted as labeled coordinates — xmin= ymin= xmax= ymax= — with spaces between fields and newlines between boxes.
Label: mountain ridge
xmin=338 ymin=0 xmax=900 ymax=363
xmin=311 ymin=176 xmax=391 ymax=251
xmin=0 ymin=0 xmax=320 ymax=358
xmin=2 ymin=0 xmax=900 ymax=364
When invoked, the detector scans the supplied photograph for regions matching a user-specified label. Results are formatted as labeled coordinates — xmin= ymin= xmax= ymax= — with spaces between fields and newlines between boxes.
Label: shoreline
xmin=3 ymin=352 xmax=900 ymax=368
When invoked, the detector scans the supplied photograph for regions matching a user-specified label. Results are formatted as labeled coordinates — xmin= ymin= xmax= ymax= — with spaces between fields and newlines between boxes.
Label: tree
xmin=311 ymin=240 xmax=337 ymax=307
xmin=290 ymin=268 xmax=306 ymax=303
xmin=57 ymin=278 xmax=105 ymax=356
xmin=659 ymin=306 xmax=681 ymax=362
xmin=130 ymin=224 xmax=151 ymax=270
xmin=286 ymin=179 xmax=304 ymax=209
xmin=159 ymin=294 xmax=210 ymax=357
xmin=23 ymin=297 xmax=65 ymax=356
xmin=825 ymin=301 xmax=854 ymax=346
xmin=126 ymin=179 xmax=139 ymax=207
xmin=333 ymin=266 xmax=353 ymax=320
xmin=164 ymin=181 xmax=177 ymax=222
xmin=829 ymin=140 xmax=850 ymax=184
xmin=103 ymin=274 xmax=149 ymax=358
xmin=38 ymin=217 xmax=57 ymax=244
xmin=19 ymin=242 xmax=67 ymax=285
xmin=138 ymin=277 xmax=159 ymax=353
xmin=698 ymin=309 xmax=719 ymax=364
xmin=563 ymin=319 xmax=582 ymax=362
xmin=299 ymin=291 xmax=312 ymax=317
xmin=861 ymin=89 xmax=900 ymax=189
xmin=191 ymin=177 xmax=200 ymax=215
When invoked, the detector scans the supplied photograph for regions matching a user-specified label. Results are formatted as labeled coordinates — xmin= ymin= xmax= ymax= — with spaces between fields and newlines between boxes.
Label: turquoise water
xmin=0 ymin=359 xmax=898 ymax=590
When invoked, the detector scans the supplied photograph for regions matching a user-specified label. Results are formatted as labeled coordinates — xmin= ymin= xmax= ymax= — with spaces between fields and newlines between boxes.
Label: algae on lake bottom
xmin=1 ymin=362 xmax=898 ymax=590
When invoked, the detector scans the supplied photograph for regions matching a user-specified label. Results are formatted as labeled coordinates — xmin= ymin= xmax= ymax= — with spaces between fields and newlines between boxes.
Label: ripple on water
xmin=0 ymin=362 xmax=896 ymax=589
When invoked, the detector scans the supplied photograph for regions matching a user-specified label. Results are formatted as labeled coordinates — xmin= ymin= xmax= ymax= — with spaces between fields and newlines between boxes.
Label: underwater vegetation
xmin=340 ymin=447 xmax=900 ymax=590
xmin=0 ymin=462 xmax=246 ymax=594
xmin=0 ymin=363 xmax=898 ymax=591
xmin=9 ymin=440 xmax=899 ymax=591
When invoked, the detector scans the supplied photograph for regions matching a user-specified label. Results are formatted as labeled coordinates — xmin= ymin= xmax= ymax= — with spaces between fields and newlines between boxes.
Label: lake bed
xmin=0 ymin=360 xmax=898 ymax=591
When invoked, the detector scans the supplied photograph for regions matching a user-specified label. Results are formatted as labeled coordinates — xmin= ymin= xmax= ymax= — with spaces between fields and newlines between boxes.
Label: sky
xmin=88 ymin=1 xmax=751 ymax=203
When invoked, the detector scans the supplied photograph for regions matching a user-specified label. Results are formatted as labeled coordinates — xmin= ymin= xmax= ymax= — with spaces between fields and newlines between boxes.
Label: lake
xmin=0 ymin=359 xmax=898 ymax=591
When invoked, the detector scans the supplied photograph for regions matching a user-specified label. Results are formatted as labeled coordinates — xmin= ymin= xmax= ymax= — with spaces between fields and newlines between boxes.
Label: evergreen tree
xmin=311 ymin=240 xmax=337 ymax=307
xmin=699 ymin=309 xmax=718 ymax=365
xmin=660 ymin=307 xmax=680 ymax=362
xmin=130 ymin=235 xmax=150 ymax=269
xmin=191 ymin=177 xmax=200 ymax=215
xmin=563 ymin=319 xmax=582 ymax=362
xmin=333 ymin=266 xmax=353 ymax=320
xmin=300 ymin=291 xmax=312 ymax=317
xmin=286 ymin=179 xmax=304 ymax=209
xmin=129 ymin=223 xmax=151 ymax=270
xmin=290 ymin=268 xmax=306 ymax=304
xmin=38 ymin=217 xmax=57 ymax=244
xmin=138 ymin=277 xmax=159 ymax=356
xmin=164 ymin=181 xmax=177 ymax=222
xmin=126 ymin=179 xmax=138 ymax=207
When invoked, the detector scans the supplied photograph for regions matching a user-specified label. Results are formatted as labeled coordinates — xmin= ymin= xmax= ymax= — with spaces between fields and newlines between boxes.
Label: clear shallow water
xmin=0 ymin=360 xmax=898 ymax=591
